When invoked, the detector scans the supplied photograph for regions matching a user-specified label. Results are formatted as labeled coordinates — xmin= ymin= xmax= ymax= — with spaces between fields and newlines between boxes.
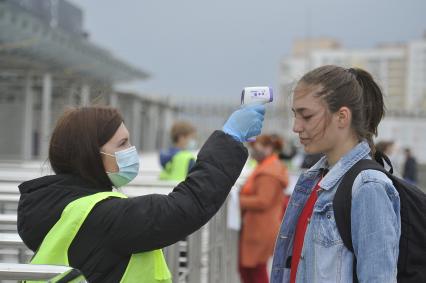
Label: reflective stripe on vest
xmin=159 ymin=150 xmax=194 ymax=181
xmin=29 ymin=191 xmax=172 ymax=283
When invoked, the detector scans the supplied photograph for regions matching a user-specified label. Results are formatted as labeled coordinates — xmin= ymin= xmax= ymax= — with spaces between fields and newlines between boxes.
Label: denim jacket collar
xmin=306 ymin=141 xmax=371 ymax=191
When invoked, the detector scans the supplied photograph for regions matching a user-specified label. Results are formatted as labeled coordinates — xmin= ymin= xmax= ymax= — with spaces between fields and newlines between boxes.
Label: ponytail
xmin=348 ymin=68 xmax=386 ymax=155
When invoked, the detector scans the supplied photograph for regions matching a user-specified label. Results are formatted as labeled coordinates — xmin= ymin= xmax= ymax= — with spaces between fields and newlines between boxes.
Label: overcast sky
xmin=72 ymin=0 xmax=425 ymax=100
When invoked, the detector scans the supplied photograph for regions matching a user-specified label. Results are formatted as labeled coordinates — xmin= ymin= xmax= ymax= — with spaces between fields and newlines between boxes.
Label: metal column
xmin=40 ymin=73 xmax=52 ymax=158
xmin=147 ymin=103 xmax=159 ymax=151
xmin=21 ymin=74 xmax=34 ymax=160
xmin=81 ymin=84 xmax=90 ymax=106
xmin=109 ymin=92 xmax=119 ymax=108
xmin=160 ymin=99 xmax=174 ymax=149
xmin=131 ymin=99 xmax=142 ymax=150
xmin=67 ymin=84 xmax=76 ymax=106
xmin=156 ymin=105 xmax=165 ymax=149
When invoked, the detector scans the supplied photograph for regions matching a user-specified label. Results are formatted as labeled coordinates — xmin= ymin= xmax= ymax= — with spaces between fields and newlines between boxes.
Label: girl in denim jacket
xmin=271 ymin=65 xmax=400 ymax=283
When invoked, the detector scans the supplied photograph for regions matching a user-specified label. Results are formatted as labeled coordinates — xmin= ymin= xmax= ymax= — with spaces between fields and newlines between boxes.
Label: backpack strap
xmin=333 ymin=158 xmax=388 ymax=283
xmin=373 ymin=151 xmax=394 ymax=174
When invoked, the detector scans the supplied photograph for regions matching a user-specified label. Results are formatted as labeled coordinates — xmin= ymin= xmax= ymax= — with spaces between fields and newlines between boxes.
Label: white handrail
xmin=0 ymin=214 xmax=17 ymax=225
xmin=0 ymin=262 xmax=83 ymax=281
xmin=0 ymin=233 xmax=26 ymax=248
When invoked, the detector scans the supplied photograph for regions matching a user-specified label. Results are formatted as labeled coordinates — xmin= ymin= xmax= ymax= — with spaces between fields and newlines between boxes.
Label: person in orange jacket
xmin=239 ymin=134 xmax=289 ymax=283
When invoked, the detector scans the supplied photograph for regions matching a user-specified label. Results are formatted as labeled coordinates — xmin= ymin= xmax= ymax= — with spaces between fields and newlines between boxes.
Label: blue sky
xmin=72 ymin=0 xmax=425 ymax=100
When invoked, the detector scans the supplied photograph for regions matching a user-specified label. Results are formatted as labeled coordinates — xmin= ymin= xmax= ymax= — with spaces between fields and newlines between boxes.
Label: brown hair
xmin=49 ymin=106 xmax=123 ymax=189
xmin=171 ymin=121 xmax=196 ymax=143
xmin=252 ymin=134 xmax=283 ymax=152
xmin=298 ymin=65 xmax=385 ymax=154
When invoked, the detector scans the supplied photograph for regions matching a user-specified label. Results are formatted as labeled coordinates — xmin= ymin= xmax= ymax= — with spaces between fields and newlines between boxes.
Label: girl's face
xmin=292 ymin=83 xmax=342 ymax=156
xmin=100 ymin=123 xmax=132 ymax=173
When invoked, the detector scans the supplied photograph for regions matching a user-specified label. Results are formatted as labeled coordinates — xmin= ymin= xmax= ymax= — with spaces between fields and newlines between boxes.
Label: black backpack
xmin=333 ymin=156 xmax=426 ymax=283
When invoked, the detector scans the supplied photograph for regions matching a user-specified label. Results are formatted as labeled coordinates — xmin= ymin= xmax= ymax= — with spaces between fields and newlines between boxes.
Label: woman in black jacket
xmin=18 ymin=105 xmax=265 ymax=282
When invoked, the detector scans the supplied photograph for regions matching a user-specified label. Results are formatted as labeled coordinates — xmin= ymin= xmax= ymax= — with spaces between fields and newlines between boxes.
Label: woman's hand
xmin=222 ymin=105 xmax=266 ymax=142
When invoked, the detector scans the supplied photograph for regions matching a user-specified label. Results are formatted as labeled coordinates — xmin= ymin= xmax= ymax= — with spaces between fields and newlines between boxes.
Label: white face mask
xmin=186 ymin=139 xmax=198 ymax=150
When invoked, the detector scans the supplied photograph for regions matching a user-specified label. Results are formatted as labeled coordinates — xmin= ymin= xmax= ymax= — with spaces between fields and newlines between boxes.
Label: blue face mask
xmin=101 ymin=146 xmax=140 ymax=188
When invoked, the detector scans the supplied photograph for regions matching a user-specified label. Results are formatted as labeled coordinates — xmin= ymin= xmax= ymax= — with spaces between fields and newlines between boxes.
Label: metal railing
xmin=0 ymin=162 xmax=256 ymax=283
xmin=0 ymin=213 xmax=237 ymax=283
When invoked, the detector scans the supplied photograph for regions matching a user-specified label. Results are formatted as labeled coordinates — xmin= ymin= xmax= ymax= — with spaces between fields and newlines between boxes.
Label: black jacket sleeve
xmin=84 ymin=130 xmax=248 ymax=254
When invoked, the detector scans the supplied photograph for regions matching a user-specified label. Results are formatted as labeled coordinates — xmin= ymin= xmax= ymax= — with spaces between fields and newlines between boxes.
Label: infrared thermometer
xmin=240 ymin=86 xmax=273 ymax=142
xmin=241 ymin=86 xmax=273 ymax=106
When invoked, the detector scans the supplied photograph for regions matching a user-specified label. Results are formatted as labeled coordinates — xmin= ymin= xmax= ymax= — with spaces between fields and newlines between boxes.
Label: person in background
xmin=272 ymin=134 xmax=297 ymax=163
xmin=158 ymin=121 xmax=198 ymax=279
xmin=18 ymin=104 xmax=266 ymax=282
xmin=375 ymin=140 xmax=402 ymax=174
xmin=403 ymin=148 xmax=418 ymax=185
xmin=239 ymin=134 xmax=289 ymax=283
xmin=159 ymin=121 xmax=197 ymax=181
xmin=375 ymin=140 xmax=394 ymax=155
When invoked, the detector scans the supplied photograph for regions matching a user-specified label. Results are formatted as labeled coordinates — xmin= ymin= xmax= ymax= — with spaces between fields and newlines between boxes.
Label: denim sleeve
xmin=351 ymin=178 xmax=400 ymax=283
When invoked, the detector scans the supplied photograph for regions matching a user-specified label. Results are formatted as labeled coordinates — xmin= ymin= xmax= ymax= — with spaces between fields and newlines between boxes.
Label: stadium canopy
xmin=0 ymin=1 xmax=149 ymax=83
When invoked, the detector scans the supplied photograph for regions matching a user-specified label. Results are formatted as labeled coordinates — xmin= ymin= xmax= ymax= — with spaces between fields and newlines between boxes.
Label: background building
xmin=406 ymin=38 xmax=426 ymax=109
xmin=279 ymin=35 xmax=426 ymax=163
xmin=0 ymin=0 xmax=180 ymax=160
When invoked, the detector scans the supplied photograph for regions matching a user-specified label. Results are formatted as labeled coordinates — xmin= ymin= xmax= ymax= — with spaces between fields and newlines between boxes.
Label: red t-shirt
xmin=289 ymin=179 xmax=321 ymax=283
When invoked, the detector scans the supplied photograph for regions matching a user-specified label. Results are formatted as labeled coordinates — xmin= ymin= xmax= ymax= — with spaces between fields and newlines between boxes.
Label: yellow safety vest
xmin=159 ymin=150 xmax=194 ymax=181
xmin=28 ymin=192 xmax=172 ymax=283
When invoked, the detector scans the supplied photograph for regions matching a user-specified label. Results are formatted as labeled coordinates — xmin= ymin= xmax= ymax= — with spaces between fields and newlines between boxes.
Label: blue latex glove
xmin=222 ymin=104 xmax=265 ymax=142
